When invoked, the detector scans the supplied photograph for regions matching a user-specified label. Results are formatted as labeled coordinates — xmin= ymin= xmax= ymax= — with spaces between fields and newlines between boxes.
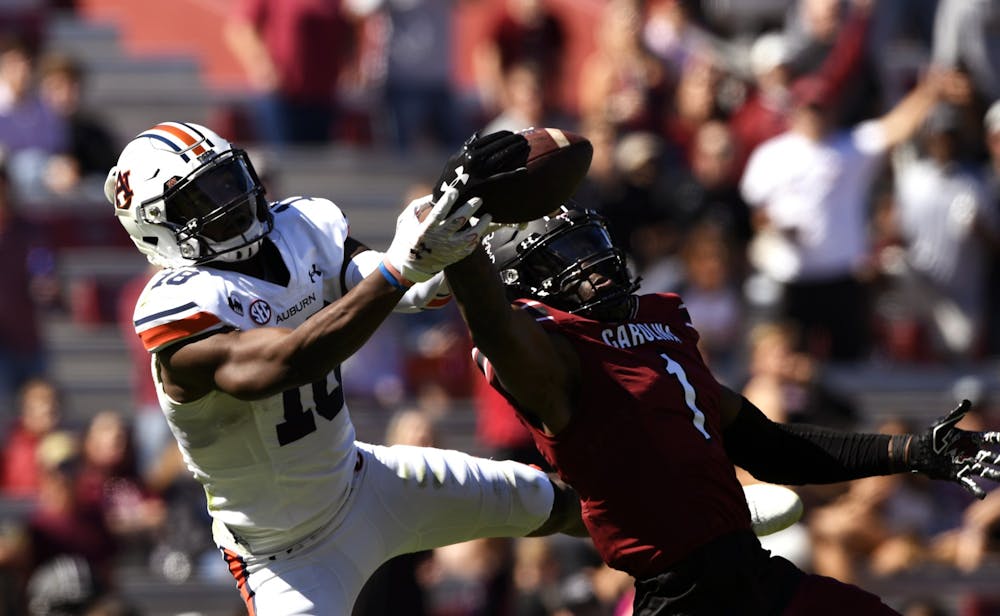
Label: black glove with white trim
xmin=908 ymin=400 xmax=1000 ymax=499
xmin=432 ymin=130 xmax=529 ymax=203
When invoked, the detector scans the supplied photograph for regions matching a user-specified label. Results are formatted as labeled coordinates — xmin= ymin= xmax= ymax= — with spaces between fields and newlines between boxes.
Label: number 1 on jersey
xmin=660 ymin=353 xmax=711 ymax=440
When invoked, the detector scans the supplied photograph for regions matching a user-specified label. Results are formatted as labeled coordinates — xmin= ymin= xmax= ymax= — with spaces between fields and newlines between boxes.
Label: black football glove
xmin=908 ymin=399 xmax=1000 ymax=499
xmin=433 ymin=130 xmax=529 ymax=203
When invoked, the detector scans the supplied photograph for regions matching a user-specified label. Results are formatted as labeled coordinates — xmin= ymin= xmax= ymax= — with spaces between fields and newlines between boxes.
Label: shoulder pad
xmin=132 ymin=268 xmax=231 ymax=352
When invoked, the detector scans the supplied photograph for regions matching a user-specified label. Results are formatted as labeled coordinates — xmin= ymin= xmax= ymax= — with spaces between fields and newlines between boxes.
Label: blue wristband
xmin=378 ymin=261 xmax=411 ymax=291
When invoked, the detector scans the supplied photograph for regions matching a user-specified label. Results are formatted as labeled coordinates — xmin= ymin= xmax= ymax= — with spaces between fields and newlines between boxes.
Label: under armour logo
xmin=308 ymin=264 xmax=322 ymax=283
xmin=439 ymin=165 xmax=470 ymax=195
xmin=409 ymin=242 xmax=432 ymax=260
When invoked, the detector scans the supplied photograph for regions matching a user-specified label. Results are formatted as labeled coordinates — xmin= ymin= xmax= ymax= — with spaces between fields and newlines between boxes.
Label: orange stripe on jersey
xmin=138 ymin=311 xmax=222 ymax=351
xmin=223 ymin=548 xmax=256 ymax=616
xmin=155 ymin=123 xmax=207 ymax=156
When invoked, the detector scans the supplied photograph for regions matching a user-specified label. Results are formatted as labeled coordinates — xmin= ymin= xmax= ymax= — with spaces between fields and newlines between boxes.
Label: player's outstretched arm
xmin=159 ymin=190 xmax=492 ymax=403
xmin=721 ymin=388 xmax=1000 ymax=499
xmin=445 ymin=248 xmax=577 ymax=434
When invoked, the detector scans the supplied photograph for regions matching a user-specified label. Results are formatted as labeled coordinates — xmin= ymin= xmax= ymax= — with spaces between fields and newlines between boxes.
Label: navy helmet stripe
xmin=140 ymin=133 xmax=190 ymax=162
xmin=180 ymin=122 xmax=214 ymax=148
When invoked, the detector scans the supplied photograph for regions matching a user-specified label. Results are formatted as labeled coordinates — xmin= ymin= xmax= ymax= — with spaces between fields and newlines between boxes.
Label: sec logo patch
xmin=249 ymin=299 xmax=272 ymax=325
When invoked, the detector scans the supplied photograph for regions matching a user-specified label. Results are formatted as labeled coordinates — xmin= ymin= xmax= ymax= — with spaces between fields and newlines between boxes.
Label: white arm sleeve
xmin=346 ymin=250 xmax=453 ymax=313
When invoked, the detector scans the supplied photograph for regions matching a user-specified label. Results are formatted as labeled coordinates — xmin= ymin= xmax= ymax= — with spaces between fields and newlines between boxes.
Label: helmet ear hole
xmin=500 ymin=269 xmax=519 ymax=285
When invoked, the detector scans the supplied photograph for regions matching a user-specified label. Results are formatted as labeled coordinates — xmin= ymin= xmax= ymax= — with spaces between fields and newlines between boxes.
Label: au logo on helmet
xmin=114 ymin=170 xmax=133 ymax=210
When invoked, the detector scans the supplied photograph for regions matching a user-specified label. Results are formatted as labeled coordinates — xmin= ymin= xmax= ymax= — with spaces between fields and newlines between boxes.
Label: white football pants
xmin=219 ymin=442 xmax=554 ymax=615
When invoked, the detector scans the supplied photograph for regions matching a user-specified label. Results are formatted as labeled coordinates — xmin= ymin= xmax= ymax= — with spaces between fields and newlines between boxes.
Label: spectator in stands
xmin=344 ymin=0 xmax=466 ymax=151
xmin=671 ymin=221 xmax=745 ymax=372
xmin=0 ymin=378 xmax=62 ymax=499
xmin=932 ymin=0 xmax=1000 ymax=105
xmin=472 ymin=0 xmax=567 ymax=119
xmin=982 ymin=100 xmax=1000 ymax=356
xmin=0 ymin=35 xmax=67 ymax=198
xmin=37 ymin=52 xmax=118 ymax=199
xmin=885 ymin=102 xmax=999 ymax=360
xmin=740 ymin=70 xmax=944 ymax=362
xmin=141 ymin=438 xmax=217 ymax=585
xmin=0 ymin=154 xmax=56 ymax=414
xmin=571 ymin=117 xmax=624 ymax=215
xmin=510 ymin=534 xmax=621 ymax=616
xmin=729 ymin=31 xmax=793 ymax=173
xmin=74 ymin=410 xmax=165 ymax=577
xmin=865 ymin=0 xmax=937 ymax=107
xmin=782 ymin=0 xmax=861 ymax=80
xmin=663 ymin=119 xmax=752 ymax=251
xmin=509 ymin=536 xmax=563 ymax=614
xmin=729 ymin=0 xmax=871 ymax=174
xmin=808 ymin=420 xmax=941 ymax=585
xmin=577 ymin=0 xmax=668 ymax=134
xmin=660 ymin=50 xmax=723 ymax=167
xmin=0 ymin=432 xmax=116 ymax=615
xmin=482 ymin=60 xmax=569 ymax=136
xmin=596 ymin=131 xmax=676 ymax=274
xmin=641 ymin=0 xmax=717 ymax=85
xmin=935 ymin=479 xmax=1000 ymax=574
xmin=741 ymin=320 xmax=858 ymax=432
xmin=225 ymin=0 xmax=359 ymax=145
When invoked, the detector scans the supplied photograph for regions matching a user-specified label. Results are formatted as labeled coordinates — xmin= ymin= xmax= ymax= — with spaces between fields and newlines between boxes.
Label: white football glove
xmin=383 ymin=188 xmax=494 ymax=285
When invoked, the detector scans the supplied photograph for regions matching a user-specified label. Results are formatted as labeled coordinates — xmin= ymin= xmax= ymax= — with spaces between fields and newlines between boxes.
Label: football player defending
xmin=441 ymin=131 xmax=1000 ymax=615
xmin=105 ymin=122 xmax=587 ymax=615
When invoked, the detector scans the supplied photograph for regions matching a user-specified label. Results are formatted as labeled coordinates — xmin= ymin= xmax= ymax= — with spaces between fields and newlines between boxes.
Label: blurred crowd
xmin=4 ymin=0 xmax=1000 ymax=614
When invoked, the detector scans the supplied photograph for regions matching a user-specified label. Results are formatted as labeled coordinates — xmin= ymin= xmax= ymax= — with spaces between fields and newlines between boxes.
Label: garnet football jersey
xmin=476 ymin=293 xmax=752 ymax=578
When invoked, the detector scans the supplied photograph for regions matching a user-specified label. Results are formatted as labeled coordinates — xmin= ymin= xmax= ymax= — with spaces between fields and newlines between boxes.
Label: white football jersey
xmin=133 ymin=197 xmax=359 ymax=554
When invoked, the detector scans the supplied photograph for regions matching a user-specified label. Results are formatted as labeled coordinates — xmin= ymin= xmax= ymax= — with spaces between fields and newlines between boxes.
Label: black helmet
xmin=482 ymin=206 xmax=638 ymax=316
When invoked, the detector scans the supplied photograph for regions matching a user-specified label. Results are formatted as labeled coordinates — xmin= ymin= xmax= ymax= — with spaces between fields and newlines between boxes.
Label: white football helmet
xmin=105 ymin=121 xmax=272 ymax=267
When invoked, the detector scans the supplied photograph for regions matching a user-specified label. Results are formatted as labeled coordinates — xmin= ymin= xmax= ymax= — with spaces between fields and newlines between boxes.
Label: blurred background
xmin=2 ymin=0 xmax=1000 ymax=614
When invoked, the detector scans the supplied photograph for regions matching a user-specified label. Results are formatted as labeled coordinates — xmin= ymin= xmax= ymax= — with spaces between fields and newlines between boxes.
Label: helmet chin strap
xmin=574 ymin=293 xmax=636 ymax=321
xmin=212 ymin=237 xmax=264 ymax=263
xmin=191 ymin=210 xmax=274 ymax=265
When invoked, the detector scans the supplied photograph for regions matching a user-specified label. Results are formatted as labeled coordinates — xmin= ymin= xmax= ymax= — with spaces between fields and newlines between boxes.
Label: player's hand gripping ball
xmin=434 ymin=127 xmax=594 ymax=224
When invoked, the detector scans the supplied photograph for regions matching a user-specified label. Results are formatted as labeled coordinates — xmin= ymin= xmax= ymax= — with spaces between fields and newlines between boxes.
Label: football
xmin=742 ymin=483 xmax=804 ymax=537
xmin=468 ymin=127 xmax=593 ymax=223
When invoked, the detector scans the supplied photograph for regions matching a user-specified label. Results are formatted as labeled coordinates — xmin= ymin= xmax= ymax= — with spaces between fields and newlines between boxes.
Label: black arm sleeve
xmin=723 ymin=396 xmax=911 ymax=485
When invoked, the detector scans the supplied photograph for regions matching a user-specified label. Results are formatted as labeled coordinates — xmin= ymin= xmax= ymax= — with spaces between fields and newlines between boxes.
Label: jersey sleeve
xmin=132 ymin=269 xmax=233 ymax=353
